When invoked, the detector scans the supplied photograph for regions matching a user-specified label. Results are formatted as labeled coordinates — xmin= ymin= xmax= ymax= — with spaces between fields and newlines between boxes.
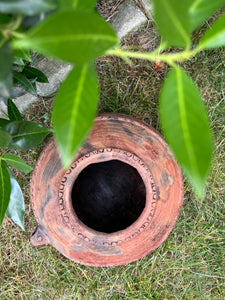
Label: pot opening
xmin=72 ymin=159 xmax=146 ymax=233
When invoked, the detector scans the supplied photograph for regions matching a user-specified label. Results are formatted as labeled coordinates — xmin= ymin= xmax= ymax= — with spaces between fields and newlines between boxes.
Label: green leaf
xmin=3 ymin=121 xmax=50 ymax=150
xmin=3 ymin=153 xmax=33 ymax=173
xmin=75 ymin=0 xmax=96 ymax=9
xmin=0 ymin=0 xmax=56 ymax=16
xmin=5 ymin=168 xmax=25 ymax=230
xmin=159 ymin=66 xmax=213 ymax=197
xmin=0 ymin=160 xmax=11 ymax=225
xmin=0 ymin=118 xmax=10 ymax=128
xmin=13 ymin=71 xmax=37 ymax=95
xmin=13 ymin=10 xmax=119 ymax=63
xmin=57 ymin=0 xmax=73 ymax=10
xmin=58 ymin=0 xmax=96 ymax=10
xmin=13 ymin=49 xmax=32 ymax=67
xmin=189 ymin=0 xmax=225 ymax=30
xmin=53 ymin=62 xmax=98 ymax=168
xmin=13 ymin=56 xmax=25 ymax=68
xmin=13 ymin=49 xmax=31 ymax=62
xmin=152 ymin=0 xmax=191 ymax=48
xmin=22 ymin=66 xmax=48 ymax=83
xmin=0 ymin=14 xmax=12 ymax=25
xmin=8 ymin=98 xmax=23 ymax=121
xmin=0 ymin=128 xmax=12 ymax=148
xmin=0 ymin=42 xmax=13 ymax=98
xmin=199 ymin=13 xmax=225 ymax=49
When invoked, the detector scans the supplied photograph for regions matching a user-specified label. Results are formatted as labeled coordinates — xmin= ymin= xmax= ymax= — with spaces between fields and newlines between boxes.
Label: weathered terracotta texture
xmin=30 ymin=113 xmax=183 ymax=266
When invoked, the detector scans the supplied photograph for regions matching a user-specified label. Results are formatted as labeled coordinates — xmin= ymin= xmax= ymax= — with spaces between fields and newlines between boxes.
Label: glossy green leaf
xmin=53 ymin=62 xmax=98 ymax=168
xmin=8 ymin=98 xmax=23 ymax=121
xmin=0 ymin=118 xmax=10 ymax=128
xmin=22 ymin=66 xmax=48 ymax=83
xmin=13 ymin=49 xmax=31 ymax=61
xmin=0 ymin=160 xmax=11 ymax=225
xmin=5 ymin=168 xmax=25 ymax=230
xmin=0 ymin=42 xmax=13 ymax=98
xmin=152 ymin=0 xmax=191 ymax=47
xmin=75 ymin=0 xmax=96 ymax=9
xmin=0 ymin=128 xmax=12 ymax=148
xmin=57 ymin=0 xmax=74 ymax=10
xmin=3 ymin=153 xmax=33 ymax=173
xmin=13 ymin=56 xmax=25 ymax=67
xmin=13 ymin=10 xmax=119 ymax=63
xmin=160 ymin=66 xmax=213 ymax=197
xmin=0 ymin=0 xmax=56 ymax=16
xmin=189 ymin=0 xmax=225 ymax=30
xmin=13 ymin=71 xmax=37 ymax=95
xmin=0 ymin=14 xmax=12 ymax=25
xmin=3 ymin=121 xmax=50 ymax=150
xmin=199 ymin=13 xmax=225 ymax=49
xmin=58 ymin=0 xmax=96 ymax=10
xmin=13 ymin=49 xmax=32 ymax=66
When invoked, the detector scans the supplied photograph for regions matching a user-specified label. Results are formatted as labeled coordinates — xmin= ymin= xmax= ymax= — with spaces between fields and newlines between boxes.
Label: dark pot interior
xmin=72 ymin=159 xmax=146 ymax=233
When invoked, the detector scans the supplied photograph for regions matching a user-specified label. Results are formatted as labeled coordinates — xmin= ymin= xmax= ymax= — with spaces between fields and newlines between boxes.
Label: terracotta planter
xmin=30 ymin=113 xmax=183 ymax=266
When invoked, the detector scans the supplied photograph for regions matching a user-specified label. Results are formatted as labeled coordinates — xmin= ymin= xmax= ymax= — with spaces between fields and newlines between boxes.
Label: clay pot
xmin=30 ymin=113 xmax=183 ymax=266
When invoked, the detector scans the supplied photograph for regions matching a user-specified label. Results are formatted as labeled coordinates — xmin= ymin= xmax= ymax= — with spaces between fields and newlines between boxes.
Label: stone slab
xmin=110 ymin=0 xmax=147 ymax=39
xmin=0 ymin=0 xmax=150 ymax=117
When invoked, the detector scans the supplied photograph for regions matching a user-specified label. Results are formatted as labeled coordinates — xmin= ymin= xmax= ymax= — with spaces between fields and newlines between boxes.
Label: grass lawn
xmin=0 ymin=9 xmax=225 ymax=300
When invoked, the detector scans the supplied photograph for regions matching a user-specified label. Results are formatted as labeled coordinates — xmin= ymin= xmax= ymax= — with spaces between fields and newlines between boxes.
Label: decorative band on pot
xmin=30 ymin=113 xmax=183 ymax=267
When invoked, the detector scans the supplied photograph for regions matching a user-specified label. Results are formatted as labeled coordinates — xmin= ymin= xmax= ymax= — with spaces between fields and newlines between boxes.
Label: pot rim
xmin=63 ymin=147 xmax=156 ymax=239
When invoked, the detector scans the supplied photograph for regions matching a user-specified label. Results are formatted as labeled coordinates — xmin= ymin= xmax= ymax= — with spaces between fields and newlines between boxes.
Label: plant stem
xmin=11 ymin=31 xmax=26 ymax=39
xmin=0 ymin=15 xmax=23 ymax=46
xmin=11 ymin=15 xmax=22 ymax=31
xmin=106 ymin=47 xmax=200 ymax=66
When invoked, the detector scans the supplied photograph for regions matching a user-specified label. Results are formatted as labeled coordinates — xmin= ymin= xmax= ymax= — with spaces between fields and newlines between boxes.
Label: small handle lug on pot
xmin=31 ymin=226 xmax=49 ymax=246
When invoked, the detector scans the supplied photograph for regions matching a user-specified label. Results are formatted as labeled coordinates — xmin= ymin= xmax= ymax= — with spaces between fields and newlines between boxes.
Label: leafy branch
xmin=0 ymin=98 xmax=50 ymax=227
xmin=0 ymin=0 xmax=225 ymax=227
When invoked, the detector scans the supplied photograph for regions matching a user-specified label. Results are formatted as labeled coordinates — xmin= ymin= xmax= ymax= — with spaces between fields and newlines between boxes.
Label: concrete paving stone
xmin=0 ymin=0 xmax=152 ymax=117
